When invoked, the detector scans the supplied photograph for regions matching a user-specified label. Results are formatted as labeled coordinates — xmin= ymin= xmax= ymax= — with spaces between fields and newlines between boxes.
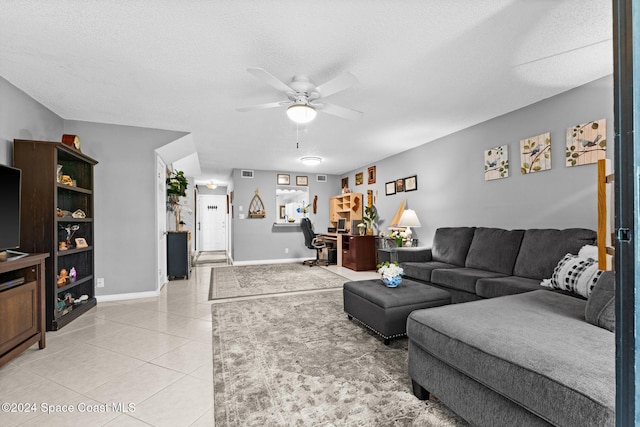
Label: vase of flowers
xmin=357 ymin=223 xmax=366 ymax=236
xmin=390 ymin=230 xmax=408 ymax=247
xmin=377 ymin=261 xmax=404 ymax=287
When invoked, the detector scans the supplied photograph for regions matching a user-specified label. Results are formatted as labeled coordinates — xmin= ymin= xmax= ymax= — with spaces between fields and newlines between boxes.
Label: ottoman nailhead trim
xmin=346 ymin=312 xmax=406 ymax=340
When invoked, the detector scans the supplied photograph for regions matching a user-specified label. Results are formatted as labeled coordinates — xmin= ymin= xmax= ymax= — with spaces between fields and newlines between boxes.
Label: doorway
xmin=197 ymin=194 xmax=227 ymax=253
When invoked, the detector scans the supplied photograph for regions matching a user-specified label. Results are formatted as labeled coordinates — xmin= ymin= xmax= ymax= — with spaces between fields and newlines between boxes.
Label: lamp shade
xmin=287 ymin=104 xmax=317 ymax=124
xmin=397 ymin=209 xmax=421 ymax=228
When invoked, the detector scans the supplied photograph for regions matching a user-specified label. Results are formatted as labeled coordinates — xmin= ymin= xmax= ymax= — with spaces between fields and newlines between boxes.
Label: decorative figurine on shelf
xmin=69 ymin=267 xmax=77 ymax=282
xmin=57 ymin=269 xmax=69 ymax=288
xmin=60 ymin=175 xmax=74 ymax=186
xmin=59 ymin=241 xmax=68 ymax=251
xmin=60 ymin=224 xmax=80 ymax=247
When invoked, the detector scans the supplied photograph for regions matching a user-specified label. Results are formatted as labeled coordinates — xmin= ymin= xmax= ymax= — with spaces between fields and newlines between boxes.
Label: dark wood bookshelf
xmin=13 ymin=139 xmax=98 ymax=331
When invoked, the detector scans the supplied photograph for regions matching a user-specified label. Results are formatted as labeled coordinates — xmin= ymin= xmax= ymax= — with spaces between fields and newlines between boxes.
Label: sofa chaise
xmin=398 ymin=226 xmax=615 ymax=426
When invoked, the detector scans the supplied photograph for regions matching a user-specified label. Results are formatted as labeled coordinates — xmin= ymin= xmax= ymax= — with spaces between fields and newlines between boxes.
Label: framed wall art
xmin=404 ymin=175 xmax=417 ymax=191
xmin=520 ymin=132 xmax=551 ymax=174
xmin=368 ymin=166 xmax=376 ymax=184
xmin=341 ymin=177 xmax=349 ymax=191
xmin=355 ymin=171 xmax=364 ymax=185
xmin=277 ymin=174 xmax=290 ymax=185
xmin=566 ymin=119 xmax=606 ymax=167
xmin=396 ymin=178 xmax=404 ymax=193
xmin=296 ymin=175 xmax=308 ymax=186
xmin=385 ymin=181 xmax=396 ymax=196
xmin=484 ymin=145 xmax=509 ymax=181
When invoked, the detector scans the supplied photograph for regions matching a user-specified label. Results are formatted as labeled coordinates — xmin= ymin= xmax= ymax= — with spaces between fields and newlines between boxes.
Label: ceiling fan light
xmin=300 ymin=156 xmax=322 ymax=166
xmin=287 ymin=104 xmax=316 ymax=124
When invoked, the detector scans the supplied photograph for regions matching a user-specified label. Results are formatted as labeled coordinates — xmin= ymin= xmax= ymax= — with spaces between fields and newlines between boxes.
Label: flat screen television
xmin=0 ymin=164 xmax=21 ymax=253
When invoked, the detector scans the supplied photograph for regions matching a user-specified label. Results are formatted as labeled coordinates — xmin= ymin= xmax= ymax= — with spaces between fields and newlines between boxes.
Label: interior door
xmin=198 ymin=195 xmax=227 ymax=251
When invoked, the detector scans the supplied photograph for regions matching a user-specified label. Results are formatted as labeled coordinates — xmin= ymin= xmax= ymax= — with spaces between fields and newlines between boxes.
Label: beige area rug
xmin=212 ymin=290 xmax=468 ymax=426
xmin=208 ymin=263 xmax=347 ymax=300
xmin=195 ymin=250 xmax=228 ymax=265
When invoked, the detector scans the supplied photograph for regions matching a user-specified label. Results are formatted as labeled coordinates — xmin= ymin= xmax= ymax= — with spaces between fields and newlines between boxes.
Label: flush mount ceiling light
xmin=206 ymin=182 xmax=217 ymax=189
xmin=287 ymin=104 xmax=317 ymax=124
xmin=300 ymin=156 xmax=322 ymax=166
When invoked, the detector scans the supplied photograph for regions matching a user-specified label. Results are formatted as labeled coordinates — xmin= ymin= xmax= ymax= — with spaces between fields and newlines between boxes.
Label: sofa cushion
xmin=540 ymin=253 xmax=602 ymax=298
xmin=465 ymin=227 xmax=524 ymax=274
xmin=407 ymin=290 xmax=614 ymax=427
xmin=431 ymin=267 xmax=507 ymax=294
xmin=401 ymin=261 xmax=460 ymax=283
xmin=475 ymin=276 xmax=544 ymax=299
xmin=512 ymin=228 xmax=597 ymax=280
xmin=431 ymin=227 xmax=476 ymax=266
xmin=585 ymin=271 xmax=615 ymax=332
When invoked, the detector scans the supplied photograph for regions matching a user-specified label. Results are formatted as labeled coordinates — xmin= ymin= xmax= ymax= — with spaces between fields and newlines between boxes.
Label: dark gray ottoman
xmin=343 ymin=278 xmax=451 ymax=344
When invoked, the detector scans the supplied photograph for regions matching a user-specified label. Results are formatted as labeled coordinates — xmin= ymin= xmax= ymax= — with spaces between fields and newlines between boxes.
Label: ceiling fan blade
xmin=316 ymin=102 xmax=363 ymax=120
xmin=247 ymin=67 xmax=294 ymax=93
xmin=236 ymin=101 xmax=289 ymax=112
xmin=315 ymin=71 xmax=358 ymax=97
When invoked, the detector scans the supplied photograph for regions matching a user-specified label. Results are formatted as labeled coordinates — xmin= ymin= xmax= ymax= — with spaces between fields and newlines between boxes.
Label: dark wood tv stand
xmin=0 ymin=253 xmax=48 ymax=368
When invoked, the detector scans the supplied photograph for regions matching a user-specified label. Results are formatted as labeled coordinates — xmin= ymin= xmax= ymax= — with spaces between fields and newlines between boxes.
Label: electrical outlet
xmin=97 ymin=278 xmax=105 ymax=288
xmin=285 ymin=248 xmax=289 ymax=254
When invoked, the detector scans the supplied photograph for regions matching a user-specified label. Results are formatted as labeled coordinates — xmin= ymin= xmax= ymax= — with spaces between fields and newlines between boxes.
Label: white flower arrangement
xmin=377 ymin=261 xmax=404 ymax=280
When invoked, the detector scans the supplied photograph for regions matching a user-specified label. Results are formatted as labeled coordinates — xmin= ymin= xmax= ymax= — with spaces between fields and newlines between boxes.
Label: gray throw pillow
xmin=585 ymin=271 xmax=615 ymax=332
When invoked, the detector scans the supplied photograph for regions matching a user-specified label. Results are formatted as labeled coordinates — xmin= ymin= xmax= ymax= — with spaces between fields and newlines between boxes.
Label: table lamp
xmin=397 ymin=209 xmax=421 ymax=240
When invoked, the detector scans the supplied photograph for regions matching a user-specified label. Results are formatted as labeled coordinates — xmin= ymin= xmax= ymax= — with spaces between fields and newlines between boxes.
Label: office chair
xmin=301 ymin=218 xmax=329 ymax=266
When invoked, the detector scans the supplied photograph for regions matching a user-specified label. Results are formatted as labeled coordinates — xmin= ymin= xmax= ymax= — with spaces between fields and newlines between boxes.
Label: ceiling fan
xmin=236 ymin=67 xmax=363 ymax=123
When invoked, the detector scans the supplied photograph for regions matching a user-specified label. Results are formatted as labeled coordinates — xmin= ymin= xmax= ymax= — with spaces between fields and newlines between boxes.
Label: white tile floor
xmin=0 ymin=263 xmax=378 ymax=426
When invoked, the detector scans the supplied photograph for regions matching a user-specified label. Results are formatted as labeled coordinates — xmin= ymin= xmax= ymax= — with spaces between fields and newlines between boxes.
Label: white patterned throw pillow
xmin=540 ymin=253 xmax=603 ymax=298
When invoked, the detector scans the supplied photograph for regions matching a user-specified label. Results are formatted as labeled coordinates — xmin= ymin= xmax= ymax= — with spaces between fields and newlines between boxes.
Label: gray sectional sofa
xmin=398 ymin=227 xmax=615 ymax=426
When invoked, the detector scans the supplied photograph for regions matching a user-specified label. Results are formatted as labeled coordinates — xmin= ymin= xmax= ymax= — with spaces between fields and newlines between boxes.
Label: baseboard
xmin=232 ymin=258 xmax=309 ymax=266
xmin=96 ymin=290 xmax=160 ymax=302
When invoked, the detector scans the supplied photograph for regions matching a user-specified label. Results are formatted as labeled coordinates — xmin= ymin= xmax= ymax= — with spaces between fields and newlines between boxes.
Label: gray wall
xmin=342 ymin=75 xmax=614 ymax=247
xmin=0 ymin=76 xmax=63 ymax=164
xmin=231 ymin=169 xmax=339 ymax=262
xmin=63 ymin=120 xmax=186 ymax=296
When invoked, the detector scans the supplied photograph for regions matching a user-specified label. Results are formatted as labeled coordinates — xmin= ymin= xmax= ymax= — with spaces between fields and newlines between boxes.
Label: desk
xmin=321 ymin=233 xmax=377 ymax=271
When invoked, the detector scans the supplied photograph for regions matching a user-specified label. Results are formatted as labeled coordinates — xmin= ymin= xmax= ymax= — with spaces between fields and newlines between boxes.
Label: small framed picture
xmin=296 ymin=175 xmax=308 ymax=186
xmin=385 ymin=181 xmax=396 ymax=196
xmin=396 ymin=178 xmax=405 ymax=192
xmin=368 ymin=166 xmax=376 ymax=184
xmin=279 ymin=205 xmax=286 ymax=219
xmin=355 ymin=172 xmax=364 ymax=185
xmin=75 ymin=238 xmax=88 ymax=248
xmin=404 ymin=175 xmax=417 ymax=192
xmin=341 ymin=177 xmax=349 ymax=190
xmin=277 ymin=174 xmax=290 ymax=185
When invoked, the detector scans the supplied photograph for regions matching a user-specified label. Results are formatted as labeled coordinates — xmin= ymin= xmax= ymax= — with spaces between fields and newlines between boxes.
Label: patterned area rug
xmin=208 ymin=263 xmax=347 ymax=300
xmin=195 ymin=250 xmax=227 ymax=265
xmin=212 ymin=290 xmax=468 ymax=426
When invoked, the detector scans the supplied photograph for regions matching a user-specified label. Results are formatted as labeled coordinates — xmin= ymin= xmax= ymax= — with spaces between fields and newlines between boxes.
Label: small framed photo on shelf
xmin=279 ymin=205 xmax=286 ymax=219
xmin=355 ymin=172 xmax=364 ymax=186
xmin=75 ymin=238 xmax=88 ymax=248
xmin=296 ymin=175 xmax=308 ymax=186
xmin=396 ymin=178 xmax=405 ymax=192
xmin=277 ymin=174 xmax=290 ymax=185
xmin=404 ymin=175 xmax=417 ymax=191
xmin=385 ymin=181 xmax=396 ymax=196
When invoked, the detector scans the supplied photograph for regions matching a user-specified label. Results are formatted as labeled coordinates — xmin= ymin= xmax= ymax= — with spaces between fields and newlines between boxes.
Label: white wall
xmin=231 ymin=169 xmax=339 ymax=262
xmin=0 ymin=76 xmax=63 ymax=165
xmin=341 ymin=75 xmax=614 ymax=247
xmin=63 ymin=120 xmax=186 ymax=296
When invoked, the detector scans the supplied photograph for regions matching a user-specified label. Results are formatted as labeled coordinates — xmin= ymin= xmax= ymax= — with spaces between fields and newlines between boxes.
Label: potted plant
xmin=362 ymin=205 xmax=377 ymax=235
xmin=166 ymin=170 xmax=188 ymax=204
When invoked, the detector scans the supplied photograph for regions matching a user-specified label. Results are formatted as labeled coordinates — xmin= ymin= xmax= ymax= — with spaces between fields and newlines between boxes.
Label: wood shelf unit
xmin=13 ymin=139 xmax=98 ymax=331
xmin=329 ymin=193 xmax=363 ymax=232
xmin=0 ymin=253 xmax=48 ymax=367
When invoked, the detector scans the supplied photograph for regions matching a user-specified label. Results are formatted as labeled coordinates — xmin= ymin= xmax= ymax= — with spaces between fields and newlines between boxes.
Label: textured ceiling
xmin=0 ymin=1 xmax=612 ymax=185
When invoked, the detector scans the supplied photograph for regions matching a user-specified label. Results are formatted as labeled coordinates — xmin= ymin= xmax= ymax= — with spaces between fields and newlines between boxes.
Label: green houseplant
xmin=166 ymin=170 xmax=188 ymax=203
xmin=362 ymin=205 xmax=377 ymax=235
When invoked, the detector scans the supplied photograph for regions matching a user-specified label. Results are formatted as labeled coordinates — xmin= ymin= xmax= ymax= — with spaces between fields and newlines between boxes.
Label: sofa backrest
xmin=432 ymin=227 xmax=476 ymax=266
xmin=465 ymin=227 xmax=525 ymax=274
xmin=513 ymin=228 xmax=597 ymax=280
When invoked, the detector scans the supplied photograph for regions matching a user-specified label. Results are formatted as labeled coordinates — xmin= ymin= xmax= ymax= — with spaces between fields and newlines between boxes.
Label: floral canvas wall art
xmin=484 ymin=145 xmax=509 ymax=181
xmin=566 ymin=119 xmax=606 ymax=167
xmin=520 ymin=132 xmax=551 ymax=174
